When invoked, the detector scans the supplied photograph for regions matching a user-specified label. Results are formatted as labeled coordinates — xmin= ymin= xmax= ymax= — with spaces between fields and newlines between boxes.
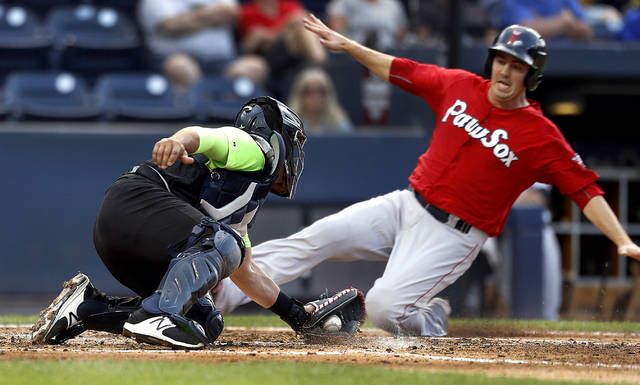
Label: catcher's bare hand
xmin=303 ymin=14 xmax=350 ymax=52
xmin=152 ymin=138 xmax=195 ymax=169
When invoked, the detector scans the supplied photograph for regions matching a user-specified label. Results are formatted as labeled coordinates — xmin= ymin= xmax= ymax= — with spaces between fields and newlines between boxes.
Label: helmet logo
xmin=506 ymin=30 xmax=523 ymax=46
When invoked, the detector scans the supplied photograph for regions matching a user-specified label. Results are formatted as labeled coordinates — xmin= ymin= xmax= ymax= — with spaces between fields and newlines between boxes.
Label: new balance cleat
xmin=123 ymin=309 xmax=207 ymax=350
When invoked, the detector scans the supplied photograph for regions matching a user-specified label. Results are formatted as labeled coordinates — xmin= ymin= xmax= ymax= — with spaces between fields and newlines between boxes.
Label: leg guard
xmin=142 ymin=218 xmax=244 ymax=316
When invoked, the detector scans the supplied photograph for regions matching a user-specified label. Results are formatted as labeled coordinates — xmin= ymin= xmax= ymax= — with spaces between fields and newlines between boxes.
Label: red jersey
xmin=389 ymin=58 xmax=602 ymax=236
xmin=238 ymin=0 xmax=303 ymax=38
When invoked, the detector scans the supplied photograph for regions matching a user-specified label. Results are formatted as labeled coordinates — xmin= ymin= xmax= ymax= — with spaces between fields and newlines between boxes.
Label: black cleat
xmin=31 ymin=273 xmax=91 ymax=344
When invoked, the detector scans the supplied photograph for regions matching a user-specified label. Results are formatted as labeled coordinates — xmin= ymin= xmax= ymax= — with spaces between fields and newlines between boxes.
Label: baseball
xmin=322 ymin=315 xmax=342 ymax=332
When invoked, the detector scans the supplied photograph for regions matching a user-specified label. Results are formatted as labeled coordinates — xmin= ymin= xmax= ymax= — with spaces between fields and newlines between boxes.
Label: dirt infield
xmin=2 ymin=325 xmax=640 ymax=384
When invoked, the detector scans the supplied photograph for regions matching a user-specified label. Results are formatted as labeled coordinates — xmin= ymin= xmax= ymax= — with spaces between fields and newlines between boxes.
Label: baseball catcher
xmin=31 ymin=96 xmax=364 ymax=349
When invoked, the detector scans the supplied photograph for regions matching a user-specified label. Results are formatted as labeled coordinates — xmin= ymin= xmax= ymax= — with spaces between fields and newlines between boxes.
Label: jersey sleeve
xmin=194 ymin=126 xmax=265 ymax=172
xmin=568 ymin=182 xmax=604 ymax=209
xmin=536 ymin=133 xmax=601 ymax=199
xmin=389 ymin=57 xmax=470 ymax=111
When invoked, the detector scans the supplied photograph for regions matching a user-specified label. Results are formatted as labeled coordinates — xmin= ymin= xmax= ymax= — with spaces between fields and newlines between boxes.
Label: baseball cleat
xmin=31 ymin=272 xmax=91 ymax=344
xmin=424 ymin=297 xmax=451 ymax=336
xmin=122 ymin=309 xmax=206 ymax=350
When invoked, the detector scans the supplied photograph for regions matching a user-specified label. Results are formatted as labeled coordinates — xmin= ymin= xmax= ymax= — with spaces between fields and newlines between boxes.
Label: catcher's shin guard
xmin=142 ymin=218 xmax=244 ymax=316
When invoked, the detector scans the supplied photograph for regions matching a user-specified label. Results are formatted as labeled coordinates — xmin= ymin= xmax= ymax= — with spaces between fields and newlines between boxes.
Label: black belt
xmin=409 ymin=187 xmax=472 ymax=234
xmin=128 ymin=164 xmax=171 ymax=192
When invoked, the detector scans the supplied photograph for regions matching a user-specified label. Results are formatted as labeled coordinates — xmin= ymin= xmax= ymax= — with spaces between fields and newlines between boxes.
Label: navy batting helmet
xmin=234 ymin=96 xmax=306 ymax=199
xmin=484 ymin=24 xmax=547 ymax=91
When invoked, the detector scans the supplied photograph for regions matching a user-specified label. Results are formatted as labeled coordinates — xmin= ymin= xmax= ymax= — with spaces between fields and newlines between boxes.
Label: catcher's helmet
xmin=484 ymin=24 xmax=547 ymax=91
xmin=234 ymin=96 xmax=306 ymax=199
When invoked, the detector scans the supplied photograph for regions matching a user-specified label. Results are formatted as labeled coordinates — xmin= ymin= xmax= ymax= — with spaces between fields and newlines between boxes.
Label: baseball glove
xmin=300 ymin=288 xmax=365 ymax=343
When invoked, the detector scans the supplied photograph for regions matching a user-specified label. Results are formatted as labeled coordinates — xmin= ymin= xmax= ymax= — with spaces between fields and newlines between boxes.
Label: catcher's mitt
xmin=300 ymin=288 xmax=365 ymax=343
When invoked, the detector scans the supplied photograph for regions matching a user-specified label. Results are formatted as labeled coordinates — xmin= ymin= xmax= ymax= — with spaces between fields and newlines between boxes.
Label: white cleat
xmin=123 ymin=309 xmax=205 ymax=350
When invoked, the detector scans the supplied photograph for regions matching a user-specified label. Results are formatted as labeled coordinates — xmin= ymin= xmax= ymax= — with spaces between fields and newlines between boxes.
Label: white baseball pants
xmin=216 ymin=189 xmax=487 ymax=336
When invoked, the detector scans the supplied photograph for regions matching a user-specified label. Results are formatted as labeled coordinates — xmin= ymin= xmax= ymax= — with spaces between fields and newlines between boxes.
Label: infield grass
xmin=0 ymin=360 xmax=612 ymax=385
xmin=3 ymin=314 xmax=640 ymax=333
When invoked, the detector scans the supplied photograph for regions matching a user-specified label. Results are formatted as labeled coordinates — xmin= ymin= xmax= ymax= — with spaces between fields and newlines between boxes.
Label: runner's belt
xmin=408 ymin=187 xmax=472 ymax=234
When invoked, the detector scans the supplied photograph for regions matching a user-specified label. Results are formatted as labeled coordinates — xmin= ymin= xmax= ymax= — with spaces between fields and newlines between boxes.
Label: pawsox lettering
xmin=442 ymin=99 xmax=519 ymax=167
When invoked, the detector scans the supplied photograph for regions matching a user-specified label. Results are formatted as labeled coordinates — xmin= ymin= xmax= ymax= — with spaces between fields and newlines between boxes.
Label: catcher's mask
xmin=484 ymin=24 xmax=547 ymax=92
xmin=234 ymin=96 xmax=306 ymax=199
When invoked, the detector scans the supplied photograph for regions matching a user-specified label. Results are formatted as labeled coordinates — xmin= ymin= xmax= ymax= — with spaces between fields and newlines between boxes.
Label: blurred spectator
xmin=583 ymin=2 xmax=624 ymax=39
xmin=499 ymin=0 xmax=595 ymax=40
xmin=620 ymin=4 xmax=640 ymax=40
xmin=410 ymin=0 xmax=495 ymax=44
xmin=237 ymin=0 xmax=326 ymax=82
xmin=326 ymin=0 xmax=408 ymax=51
xmin=139 ymin=0 xmax=268 ymax=90
xmin=287 ymin=67 xmax=352 ymax=134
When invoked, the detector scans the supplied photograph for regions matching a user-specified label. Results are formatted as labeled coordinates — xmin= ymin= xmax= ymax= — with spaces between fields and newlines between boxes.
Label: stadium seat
xmin=3 ymin=1 xmax=79 ymax=18
xmin=46 ymin=5 xmax=142 ymax=76
xmin=0 ymin=5 xmax=52 ymax=77
xmin=4 ymin=72 xmax=100 ymax=120
xmin=96 ymin=73 xmax=194 ymax=121
xmin=190 ymin=76 xmax=267 ymax=123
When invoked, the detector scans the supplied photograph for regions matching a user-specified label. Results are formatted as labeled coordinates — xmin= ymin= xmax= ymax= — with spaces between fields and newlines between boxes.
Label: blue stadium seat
xmin=190 ymin=76 xmax=267 ymax=123
xmin=4 ymin=72 xmax=100 ymax=120
xmin=96 ymin=73 xmax=194 ymax=121
xmin=0 ymin=6 xmax=52 ymax=77
xmin=46 ymin=5 xmax=142 ymax=76
xmin=3 ymin=1 xmax=79 ymax=18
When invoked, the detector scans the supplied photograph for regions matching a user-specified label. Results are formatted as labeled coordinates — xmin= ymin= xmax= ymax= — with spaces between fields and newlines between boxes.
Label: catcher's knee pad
xmin=143 ymin=218 xmax=244 ymax=316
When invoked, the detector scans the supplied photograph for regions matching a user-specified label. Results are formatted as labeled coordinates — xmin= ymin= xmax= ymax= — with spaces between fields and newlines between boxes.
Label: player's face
xmin=489 ymin=52 xmax=529 ymax=108
xmin=270 ymin=162 xmax=289 ymax=196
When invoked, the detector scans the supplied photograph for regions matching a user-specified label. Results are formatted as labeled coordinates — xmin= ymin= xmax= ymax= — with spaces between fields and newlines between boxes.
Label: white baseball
xmin=322 ymin=315 xmax=342 ymax=332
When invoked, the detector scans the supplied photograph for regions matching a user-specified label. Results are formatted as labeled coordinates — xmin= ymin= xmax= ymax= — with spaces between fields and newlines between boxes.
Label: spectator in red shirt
xmin=238 ymin=0 xmax=326 ymax=83
xmin=215 ymin=20 xmax=640 ymax=336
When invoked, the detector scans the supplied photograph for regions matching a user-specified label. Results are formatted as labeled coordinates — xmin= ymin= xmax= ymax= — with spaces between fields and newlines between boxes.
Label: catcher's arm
xmin=229 ymin=248 xmax=292 ymax=308
xmin=230 ymin=249 xmax=366 ymax=339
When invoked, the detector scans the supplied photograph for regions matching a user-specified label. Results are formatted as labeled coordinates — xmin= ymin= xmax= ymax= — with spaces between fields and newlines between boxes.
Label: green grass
xmin=0 ymin=314 xmax=37 ymax=325
xmin=3 ymin=313 xmax=640 ymax=333
xmin=449 ymin=318 xmax=640 ymax=334
xmin=0 ymin=360 xmax=611 ymax=385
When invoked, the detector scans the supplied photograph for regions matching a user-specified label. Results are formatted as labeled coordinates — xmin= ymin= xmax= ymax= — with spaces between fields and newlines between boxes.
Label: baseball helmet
xmin=484 ymin=24 xmax=547 ymax=91
xmin=234 ymin=96 xmax=306 ymax=199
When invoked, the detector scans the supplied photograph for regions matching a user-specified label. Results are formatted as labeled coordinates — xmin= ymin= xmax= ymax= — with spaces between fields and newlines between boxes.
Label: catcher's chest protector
xmin=198 ymin=133 xmax=285 ymax=229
